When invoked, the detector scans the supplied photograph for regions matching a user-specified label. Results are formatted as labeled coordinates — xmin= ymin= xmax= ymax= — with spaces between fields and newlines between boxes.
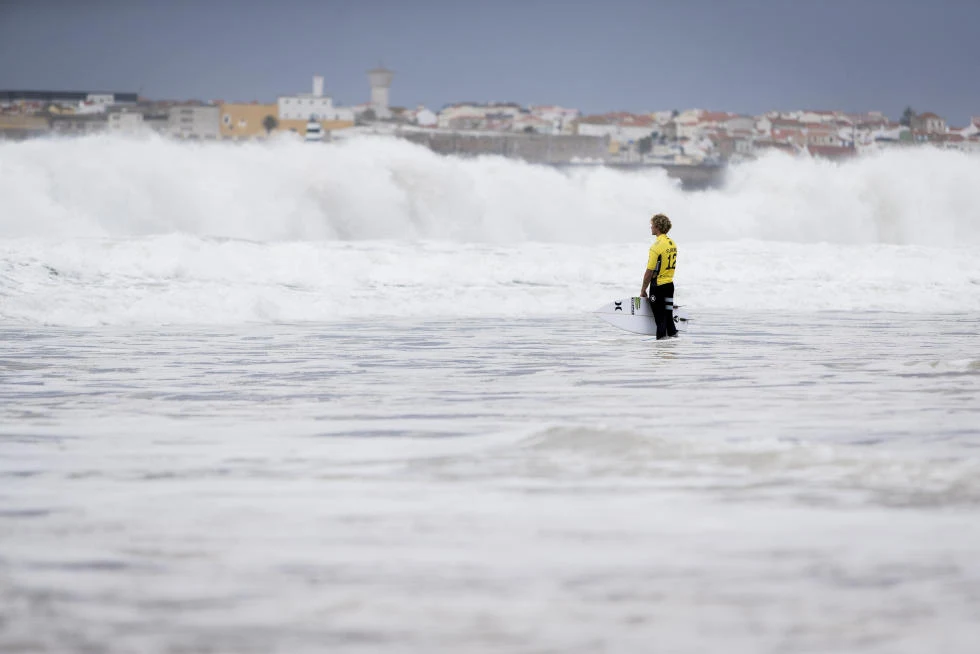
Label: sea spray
xmin=2 ymin=135 xmax=979 ymax=325
xmin=2 ymin=134 xmax=979 ymax=245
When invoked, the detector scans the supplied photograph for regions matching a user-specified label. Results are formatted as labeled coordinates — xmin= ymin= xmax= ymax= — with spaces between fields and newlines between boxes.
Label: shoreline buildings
xmin=2 ymin=80 xmax=977 ymax=167
xmin=220 ymin=75 xmax=356 ymax=141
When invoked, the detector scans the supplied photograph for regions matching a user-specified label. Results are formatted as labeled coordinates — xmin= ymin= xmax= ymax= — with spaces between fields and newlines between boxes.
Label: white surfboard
xmin=594 ymin=297 xmax=689 ymax=336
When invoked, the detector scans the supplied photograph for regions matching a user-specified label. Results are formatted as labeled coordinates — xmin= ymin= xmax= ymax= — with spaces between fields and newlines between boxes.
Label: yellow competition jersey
xmin=647 ymin=234 xmax=678 ymax=286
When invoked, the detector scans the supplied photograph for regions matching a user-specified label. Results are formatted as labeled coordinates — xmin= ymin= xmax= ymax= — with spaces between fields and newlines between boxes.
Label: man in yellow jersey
xmin=640 ymin=213 xmax=678 ymax=339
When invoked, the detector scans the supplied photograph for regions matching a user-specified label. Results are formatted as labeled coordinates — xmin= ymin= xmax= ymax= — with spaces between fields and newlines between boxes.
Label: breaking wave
xmin=2 ymin=134 xmax=979 ymax=245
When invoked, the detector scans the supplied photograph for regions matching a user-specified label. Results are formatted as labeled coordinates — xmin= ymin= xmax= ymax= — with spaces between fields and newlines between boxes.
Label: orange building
xmin=218 ymin=103 xmax=354 ymax=140
xmin=277 ymin=118 xmax=355 ymax=138
xmin=0 ymin=114 xmax=51 ymax=140
xmin=218 ymin=103 xmax=277 ymax=140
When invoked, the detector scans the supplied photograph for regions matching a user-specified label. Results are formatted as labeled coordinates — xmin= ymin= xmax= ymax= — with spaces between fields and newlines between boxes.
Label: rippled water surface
xmin=2 ymin=313 xmax=979 ymax=653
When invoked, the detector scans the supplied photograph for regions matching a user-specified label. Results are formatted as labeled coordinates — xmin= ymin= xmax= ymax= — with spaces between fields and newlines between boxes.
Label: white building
xmin=723 ymin=115 xmax=756 ymax=134
xmin=108 ymin=110 xmax=145 ymax=134
xmin=529 ymin=105 xmax=580 ymax=135
xmin=168 ymin=104 xmax=220 ymax=140
xmin=512 ymin=114 xmax=556 ymax=134
xmin=76 ymin=93 xmax=115 ymax=114
xmin=576 ymin=115 xmax=657 ymax=145
xmin=576 ymin=117 xmax=616 ymax=140
xmin=368 ymin=67 xmax=394 ymax=119
xmin=415 ymin=106 xmax=437 ymax=127
xmin=668 ymin=109 xmax=705 ymax=140
xmin=437 ymin=103 xmax=524 ymax=129
xmin=278 ymin=75 xmax=354 ymax=122
xmin=798 ymin=110 xmax=842 ymax=124
xmin=911 ymin=112 xmax=946 ymax=134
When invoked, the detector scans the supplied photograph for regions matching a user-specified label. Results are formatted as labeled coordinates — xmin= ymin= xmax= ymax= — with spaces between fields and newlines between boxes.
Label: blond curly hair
xmin=651 ymin=213 xmax=672 ymax=234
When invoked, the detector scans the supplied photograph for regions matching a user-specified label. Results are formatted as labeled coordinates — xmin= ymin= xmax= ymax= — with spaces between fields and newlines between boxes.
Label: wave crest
xmin=2 ymin=135 xmax=979 ymax=245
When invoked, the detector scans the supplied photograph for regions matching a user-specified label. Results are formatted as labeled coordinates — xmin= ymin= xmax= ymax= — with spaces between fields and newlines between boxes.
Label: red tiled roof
xmin=772 ymin=129 xmax=804 ymax=140
xmin=597 ymin=112 xmax=655 ymax=127
xmin=619 ymin=115 xmax=655 ymax=127
xmin=696 ymin=111 xmax=737 ymax=124
xmin=918 ymin=112 xmax=942 ymax=120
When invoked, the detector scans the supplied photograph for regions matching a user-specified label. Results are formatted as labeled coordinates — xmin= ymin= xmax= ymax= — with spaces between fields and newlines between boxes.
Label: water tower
xmin=368 ymin=66 xmax=393 ymax=118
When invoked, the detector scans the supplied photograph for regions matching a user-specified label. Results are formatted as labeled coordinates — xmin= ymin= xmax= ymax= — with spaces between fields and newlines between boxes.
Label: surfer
xmin=640 ymin=213 xmax=678 ymax=339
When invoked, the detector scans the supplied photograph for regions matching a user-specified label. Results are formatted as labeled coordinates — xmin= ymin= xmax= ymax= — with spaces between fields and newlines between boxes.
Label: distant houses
xmin=1 ymin=85 xmax=977 ymax=162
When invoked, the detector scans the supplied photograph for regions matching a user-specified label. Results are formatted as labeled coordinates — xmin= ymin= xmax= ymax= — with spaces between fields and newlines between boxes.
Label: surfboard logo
xmin=596 ymin=297 xmax=687 ymax=336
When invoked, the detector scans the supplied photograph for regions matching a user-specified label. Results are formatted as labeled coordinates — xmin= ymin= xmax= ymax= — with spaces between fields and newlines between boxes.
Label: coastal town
xmin=3 ymin=67 xmax=978 ymax=170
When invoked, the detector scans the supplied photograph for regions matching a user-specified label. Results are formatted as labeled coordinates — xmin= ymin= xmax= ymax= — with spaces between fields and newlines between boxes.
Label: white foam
xmin=2 ymin=134 xmax=979 ymax=245
xmin=2 ymin=237 xmax=978 ymax=325
xmin=2 ymin=136 xmax=979 ymax=325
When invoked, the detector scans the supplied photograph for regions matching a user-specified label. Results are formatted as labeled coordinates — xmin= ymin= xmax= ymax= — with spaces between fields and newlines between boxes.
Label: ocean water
xmin=2 ymin=136 xmax=980 ymax=653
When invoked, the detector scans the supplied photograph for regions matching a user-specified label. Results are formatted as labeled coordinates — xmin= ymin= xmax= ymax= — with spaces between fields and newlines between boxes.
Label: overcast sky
xmin=1 ymin=0 xmax=977 ymax=123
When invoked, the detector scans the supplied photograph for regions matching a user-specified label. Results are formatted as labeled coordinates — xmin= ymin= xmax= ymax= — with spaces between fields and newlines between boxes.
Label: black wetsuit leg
xmin=652 ymin=282 xmax=676 ymax=339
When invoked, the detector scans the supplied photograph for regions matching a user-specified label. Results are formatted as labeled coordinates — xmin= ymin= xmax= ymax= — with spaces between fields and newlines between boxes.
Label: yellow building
xmin=0 ymin=115 xmax=51 ymax=140
xmin=218 ymin=103 xmax=278 ymax=140
xmin=277 ymin=118 xmax=355 ymax=137
xmin=219 ymin=103 xmax=354 ymax=140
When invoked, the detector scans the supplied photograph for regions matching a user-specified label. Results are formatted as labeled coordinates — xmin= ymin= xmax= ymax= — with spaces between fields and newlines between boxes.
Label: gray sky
xmin=1 ymin=0 xmax=977 ymax=124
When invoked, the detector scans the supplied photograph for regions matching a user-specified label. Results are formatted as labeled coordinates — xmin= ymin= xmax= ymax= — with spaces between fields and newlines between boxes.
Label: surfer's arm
xmin=642 ymin=246 xmax=662 ymax=297
xmin=640 ymin=268 xmax=654 ymax=297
